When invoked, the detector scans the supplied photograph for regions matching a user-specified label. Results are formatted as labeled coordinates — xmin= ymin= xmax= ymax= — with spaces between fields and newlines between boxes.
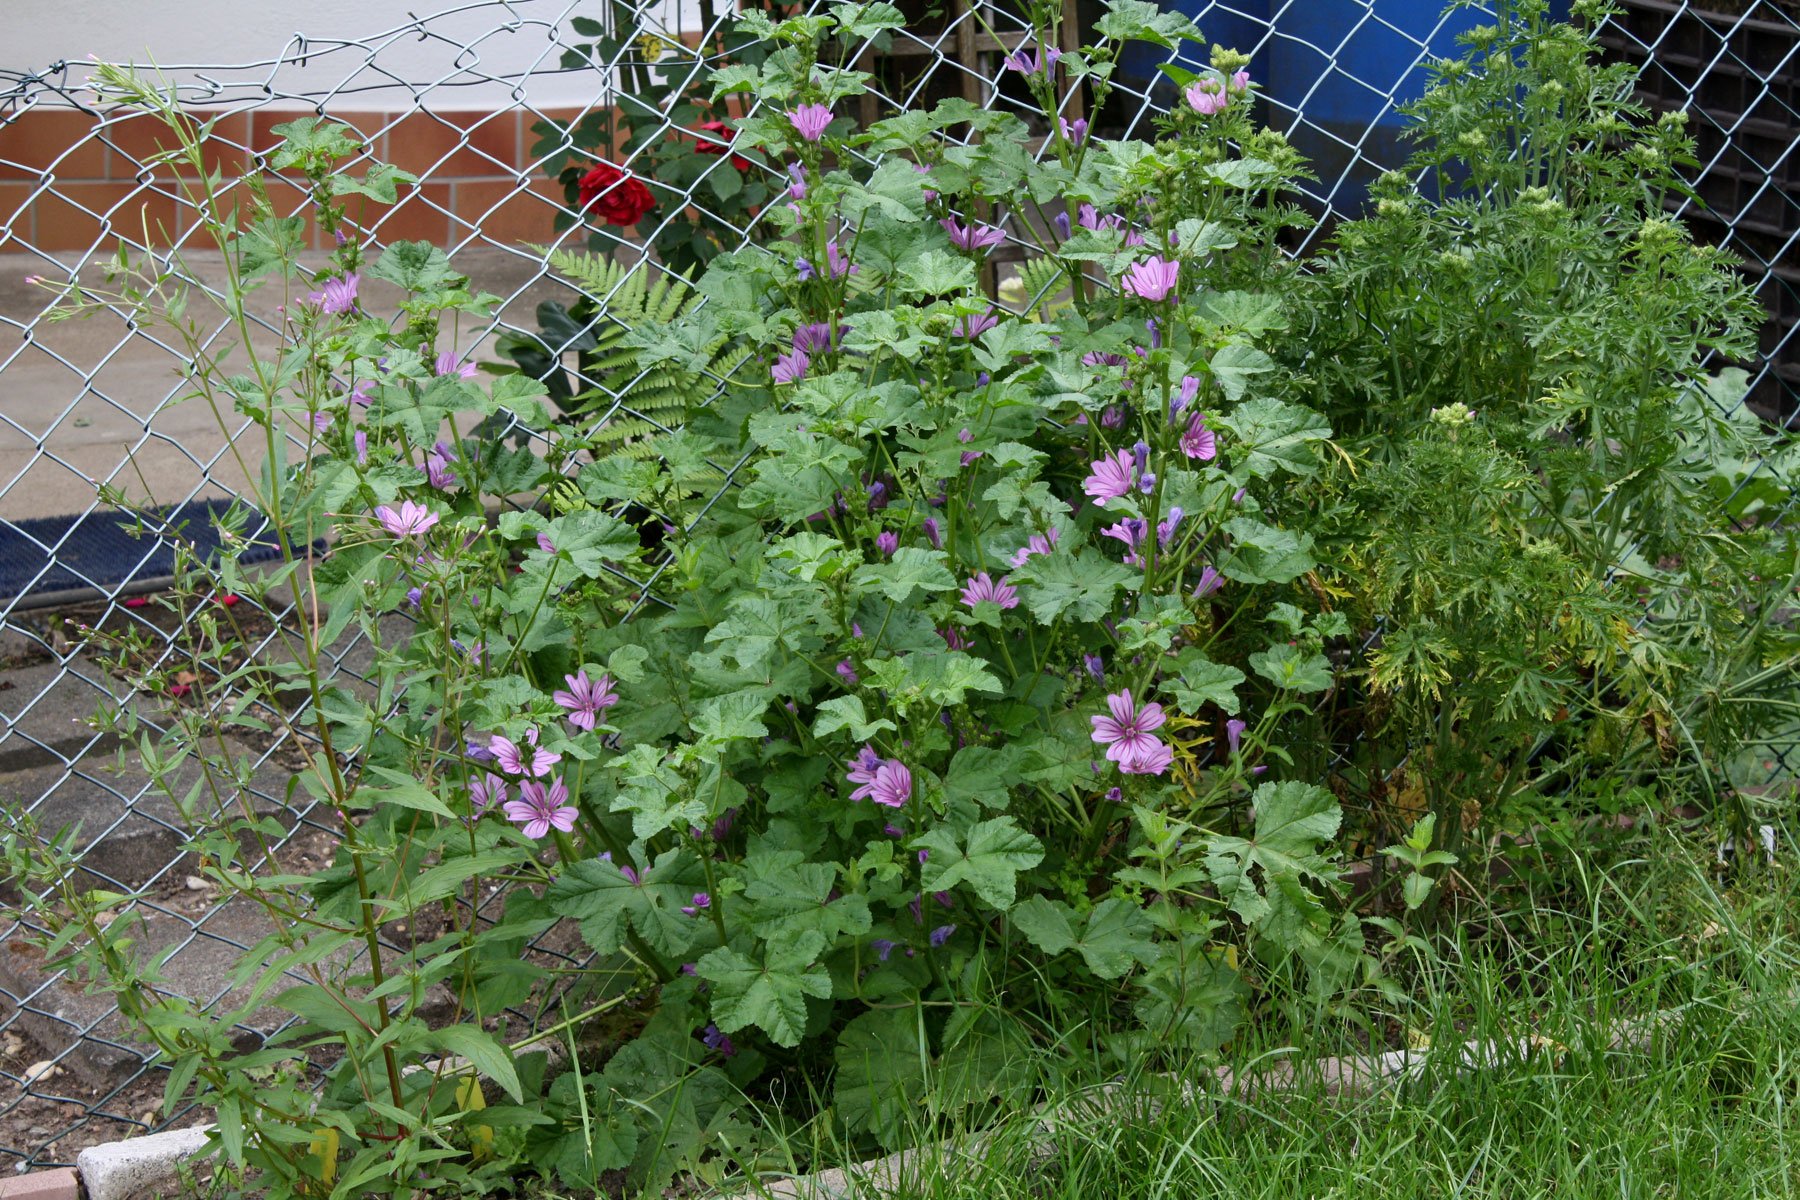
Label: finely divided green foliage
xmin=8 ymin=2 xmax=1794 ymax=1197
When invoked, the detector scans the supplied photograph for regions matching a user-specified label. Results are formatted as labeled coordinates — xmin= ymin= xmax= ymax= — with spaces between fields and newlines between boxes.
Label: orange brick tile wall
xmin=0 ymin=105 xmax=597 ymax=254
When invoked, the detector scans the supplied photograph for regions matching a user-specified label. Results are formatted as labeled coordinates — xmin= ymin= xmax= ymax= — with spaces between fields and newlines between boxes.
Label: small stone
xmin=183 ymin=875 xmax=209 ymax=891
xmin=22 ymin=1060 xmax=58 ymax=1084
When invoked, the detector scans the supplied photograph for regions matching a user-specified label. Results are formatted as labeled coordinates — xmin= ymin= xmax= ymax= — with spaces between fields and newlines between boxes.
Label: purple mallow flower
xmin=1121 ymin=256 xmax=1180 ymax=302
xmin=1181 ymin=413 xmax=1217 ymax=461
xmin=953 ymin=310 xmax=1000 ymax=340
xmin=553 ymin=670 xmax=619 ymax=732
xmin=940 ymin=217 xmax=1004 ymax=255
xmin=786 ymin=162 xmax=808 ymax=201
xmin=923 ymin=516 xmax=943 ymax=549
xmin=374 ymin=501 xmax=438 ymax=538
xmin=1226 ymin=718 xmax=1247 ymax=756
xmin=1101 ymin=518 xmax=1149 ymax=567
xmin=354 ymin=429 xmax=368 ymax=465
xmin=1008 ymin=528 xmax=1060 ymax=568
xmin=468 ymin=773 xmax=506 ymax=817
xmin=872 ymin=938 xmax=897 ymax=962
xmin=1004 ymin=44 xmax=1061 ymax=75
xmin=772 ymin=347 xmax=810 ymax=385
xmin=1083 ymin=654 xmax=1105 ymax=683
xmin=836 ymin=659 xmax=860 ymax=686
xmin=490 ymin=728 xmax=561 ymax=777
xmin=788 ymin=103 xmax=833 ymax=142
xmin=537 ymin=533 xmax=557 ymax=555
xmin=682 ymin=892 xmax=711 ymax=917
xmin=848 ymin=746 xmax=913 ymax=808
xmin=1082 ymin=449 xmax=1135 ymax=507
xmin=1186 ymin=78 xmax=1230 ymax=116
xmin=306 ymin=272 xmax=359 ymax=314
xmin=1090 ymin=689 xmax=1169 ymax=773
xmin=792 ymin=322 xmax=835 ymax=353
xmin=503 ymin=774 xmax=577 ymax=839
xmin=434 ymin=351 xmax=478 ymax=380
xmin=422 ymin=451 xmax=457 ymax=490
xmin=826 ymin=240 xmax=857 ymax=278
xmin=1060 ymin=116 xmax=1088 ymax=145
xmin=960 ymin=572 xmax=1020 ymax=611
xmin=875 ymin=530 xmax=899 ymax=557
xmin=930 ymin=924 xmax=956 ymax=947
xmin=1193 ymin=564 xmax=1224 ymax=598
xmin=702 ymin=1024 xmax=737 ymax=1057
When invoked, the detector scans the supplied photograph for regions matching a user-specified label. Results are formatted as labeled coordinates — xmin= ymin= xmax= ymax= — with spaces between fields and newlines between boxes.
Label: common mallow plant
xmin=22 ymin=5 xmax=1780 ymax=1199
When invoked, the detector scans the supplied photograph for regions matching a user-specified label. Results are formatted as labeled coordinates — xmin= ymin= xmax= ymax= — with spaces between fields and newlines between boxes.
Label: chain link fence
xmin=0 ymin=0 xmax=1794 ymax=1171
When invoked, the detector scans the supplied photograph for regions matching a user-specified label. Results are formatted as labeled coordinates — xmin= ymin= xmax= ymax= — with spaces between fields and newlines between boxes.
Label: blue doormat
xmin=0 ymin=498 xmax=313 ymax=610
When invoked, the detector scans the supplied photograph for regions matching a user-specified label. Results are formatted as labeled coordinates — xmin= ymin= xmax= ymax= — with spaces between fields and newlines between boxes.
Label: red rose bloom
xmin=576 ymin=161 xmax=656 ymax=227
xmin=693 ymin=120 xmax=750 ymax=171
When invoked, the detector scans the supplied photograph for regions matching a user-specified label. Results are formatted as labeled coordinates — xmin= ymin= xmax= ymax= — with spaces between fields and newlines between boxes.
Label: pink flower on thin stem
xmin=504 ymin=774 xmax=578 ymax=840
xmin=1090 ymin=689 xmax=1167 ymax=766
xmin=354 ymin=429 xmax=368 ymax=465
xmin=1193 ymin=564 xmax=1224 ymax=598
xmin=434 ymin=351 xmax=478 ymax=379
xmin=940 ymin=217 xmax=1005 ymax=255
xmin=422 ymin=452 xmax=457 ymax=490
xmin=1119 ymin=738 xmax=1173 ymax=776
xmin=1009 ymin=528 xmax=1061 ymax=568
xmin=306 ymin=272 xmax=359 ymax=314
xmin=1121 ymin=256 xmax=1180 ymax=302
xmin=960 ymin=572 xmax=1020 ymax=611
xmin=490 ymin=727 xmax=561 ymax=777
xmin=875 ymin=530 xmax=899 ymax=557
xmin=1082 ymin=449 xmax=1135 ymax=507
xmin=772 ymin=347 xmax=810 ymax=385
xmin=1230 ymin=69 xmax=1252 ymax=93
xmin=1186 ymin=79 xmax=1230 ymax=116
xmin=374 ymin=501 xmax=439 ymax=538
xmin=869 ymin=761 xmax=912 ymax=807
xmin=553 ymin=670 xmax=619 ymax=732
xmin=468 ymin=773 xmax=507 ymax=817
xmin=1180 ymin=413 xmax=1217 ymax=461
xmin=788 ymin=103 xmax=833 ymax=142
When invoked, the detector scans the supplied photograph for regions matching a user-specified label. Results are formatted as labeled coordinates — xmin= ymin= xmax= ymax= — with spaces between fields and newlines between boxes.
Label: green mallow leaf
xmin=1168 ymin=649 xmax=1247 ymax=714
xmin=697 ymin=930 xmax=833 ymax=1047
xmin=1013 ymin=549 xmax=1136 ymax=622
xmin=813 ymin=695 xmax=898 ymax=741
xmin=853 ymin=547 xmax=959 ymax=603
xmin=834 ymin=1007 xmax=928 ymax=1148
xmin=1217 ymin=397 xmax=1332 ymax=478
xmin=548 ymin=848 xmax=705 ymax=958
xmin=1248 ymin=643 xmax=1334 ymax=693
xmin=916 ymin=816 xmax=1045 ymax=910
xmin=1203 ymin=782 xmax=1342 ymax=933
xmin=1216 ymin=517 xmax=1316 ymax=584
xmin=1012 ymin=896 xmax=1161 ymax=978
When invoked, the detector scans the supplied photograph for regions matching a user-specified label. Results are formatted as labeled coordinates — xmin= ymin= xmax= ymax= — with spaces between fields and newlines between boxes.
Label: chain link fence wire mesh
xmin=0 ymin=0 xmax=1794 ymax=1171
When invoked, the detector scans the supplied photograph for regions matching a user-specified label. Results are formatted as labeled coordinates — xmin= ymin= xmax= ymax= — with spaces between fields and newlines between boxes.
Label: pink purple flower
xmin=1008 ymin=528 xmax=1061 ymax=568
xmin=1060 ymin=116 xmax=1088 ymax=145
xmin=923 ymin=517 xmax=943 ymax=549
xmin=306 ymin=272 xmax=359 ymax=314
xmin=490 ymin=728 xmax=561 ymax=777
xmin=772 ymin=347 xmax=810 ymax=385
xmin=374 ymin=501 xmax=439 ymax=538
xmin=848 ymin=747 xmax=912 ymax=808
xmin=1082 ymin=449 xmax=1135 ymax=507
xmin=422 ymin=452 xmax=457 ymax=490
xmin=792 ymin=322 xmax=834 ymax=353
xmin=875 ymin=530 xmax=899 ymax=557
xmin=503 ymin=774 xmax=577 ymax=839
xmin=1226 ymin=718 xmax=1247 ymax=756
xmin=354 ymin=429 xmax=368 ymax=465
xmin=1101 ymin=518 xmax=1149 ymax=566
xmin=836 ymin=659 xmax=860 ymax=685
xmin=468 ymin=773 xmax=507 ymax=816
xmin=1193 ymin=564 xmax=1224 ymax=598
xmin=537 ymin=533 xmax=556 ymax=554
xmin=1172 ymin=375 xmax=1200 ymax=419
xmin=1119 ymin=738 xmax=1173 ymax=776
xmin=826 ymin=240 xmax=857 ymax=278
xmin=1003 ymin=44 xmax=1061 ymax=74
xmin=1186 ymin=79 xmax=1230 ymax=116
xmin=788 ymin=103 xmax=833 ymax=142
xmin=1121 ymin=256 xmax=1180 ymax=302
xmin=940 ymin=625 xmax=972 ymax=651
xmin=682 ymin=891 xmax=711 ymax=917
xmin=1180 ymin=413 xmax=1217 ymax=461
xmin=929 ymin=924 xmax=956 ymax=947
xmin=940 ymin=217 xmax=1005 ymax=255
xmin=960 ymin=572 xmax=1020 ymax=610
xmin=952 ymin=310 xmax=999 ymax=340
xmin=1158 ymin=506 xmax=1185 ymax=547
xmin=1230 ymin=69 xmax=1251 ymax=92
xmin=786 ymin=162 xmax=808 ymax=200
xmin=434 ymin=351 xmax=478 ymax=379
xmin=348 ymin=379 xmax=375 ymax=407
xmin=553 ymin=670 xmax=619 ymax=732
xmin=1091 ymin=689 xmax=1168 ymax=767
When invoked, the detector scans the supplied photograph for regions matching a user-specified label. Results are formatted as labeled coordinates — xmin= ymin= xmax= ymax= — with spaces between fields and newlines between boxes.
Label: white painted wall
xmin=10 ymin=0 xmax=709 ymax=110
